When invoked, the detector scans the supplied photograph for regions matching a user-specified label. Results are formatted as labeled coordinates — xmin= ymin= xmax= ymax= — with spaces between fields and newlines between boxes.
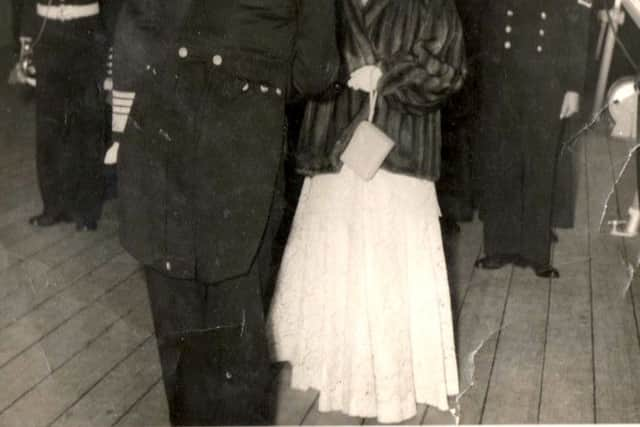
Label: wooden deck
xmin=2 ymin=76 xmax=640 ymax=426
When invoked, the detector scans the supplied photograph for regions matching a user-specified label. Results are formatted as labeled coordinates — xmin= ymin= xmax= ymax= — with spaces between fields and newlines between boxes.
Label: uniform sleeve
xmin=291 ymin=0 xmax=341 ymax=97
xmin=111 ymin=1 xmax=138 ymax=135
xmin=377 ymin=0 xmax=467 ymax=113
xmin=111 ymin=0 xmax=158 ymax=135
xmin=112 ymin=1 xmax=187 ymax=135
xmin=561 ymin=0 xmax=592 ymax=93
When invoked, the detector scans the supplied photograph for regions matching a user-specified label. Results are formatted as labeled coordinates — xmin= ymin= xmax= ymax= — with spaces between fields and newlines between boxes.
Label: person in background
xmin=472 ymin=0 xmax=592 ymax=278
xmin=110 ymin=1 xmax=339 ymax=424
xmin=437 ymin=0 xmax=484 ymax=234
xmin=17 ymin=0 xmax=120 ymax=231
xmin=268 ymin=0 xmax=466 ymax=422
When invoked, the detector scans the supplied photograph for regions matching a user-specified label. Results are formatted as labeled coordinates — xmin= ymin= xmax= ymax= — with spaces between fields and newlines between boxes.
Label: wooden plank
xmin=422 ymin=407 xmax=456 ymax=425
xmin=0 ymin=253 xmax=140 ymax=369
xmin=0 ymin=230 xmax=120 ymax=300
xmin=538 ymin=135 xmax=595 ymax=423
xmin=32 ymin=221 xmax=117 ymax=267
xmin=51 ymin=338 xmax=161 ymax=427
xmin=114 ymin=379 xmax=170 ymax=427
xmin=590 ymin=258 xmax=640 ymax=422
xmin=271 ymin=364 xmax=318 ymax=426
xmin=39 ymin=272 xmax=150 ymax=369
xmin=0 ymin=199 xmax=40 ymax=229
xmin=0 ymin=273 xmax=148 ymax=413
xmin=480 ymin=267 xmax=549 ymax=424
xmin=10 ymin=224 xmax=76 ymax=260
xmin=538 ymin=259 xmax=593 ymax=422
xmin=586 ymin=129 xmax=640 ymax=422
xmin=0 ymin=220 xmax=39 ymax=250
xmin=0 ymin=223 xmax=76 ymax=274
xmin=453 ymin=266 xmax=512 ymax=424
xmin=0 ymin=308 xmax=152 ymax=427
xmin=364 ymin=405 xmax=427 ymax=425
xmin=0 ymin=237 xmax=124 ymax=330
xmin=445 ymin=219 xmax=483 ymax=317
xmin=301 ymin=400 xmax=363 ymax=425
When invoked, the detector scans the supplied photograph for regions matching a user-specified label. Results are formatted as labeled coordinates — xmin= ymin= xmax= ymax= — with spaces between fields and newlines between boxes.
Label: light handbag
xmin=340 ymin=91 xmax=396 ymax=181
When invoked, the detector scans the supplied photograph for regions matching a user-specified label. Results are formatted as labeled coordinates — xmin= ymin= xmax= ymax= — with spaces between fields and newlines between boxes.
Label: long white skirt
xmin=266 ymin=167 xmax=459 ymax=423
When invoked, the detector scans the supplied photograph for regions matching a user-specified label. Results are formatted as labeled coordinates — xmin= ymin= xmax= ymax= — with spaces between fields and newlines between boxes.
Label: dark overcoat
xmin=295 ymin=0 xmax=466 ymax=181
xmin=112 ymin=0 xmax=339 ymax=283
xmin=473 ymin=0 xmax=592 ymax=264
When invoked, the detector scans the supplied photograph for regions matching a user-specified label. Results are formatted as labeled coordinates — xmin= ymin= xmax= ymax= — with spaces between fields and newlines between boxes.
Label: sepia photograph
xmin=0 ymin=0 xmax=640 ymax=425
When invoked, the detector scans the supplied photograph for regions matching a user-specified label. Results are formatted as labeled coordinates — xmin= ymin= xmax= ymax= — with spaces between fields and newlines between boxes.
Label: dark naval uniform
xmin=112 ymin=1 xmax=339 ymax=424
xmin=20 ymin=0 xmax=120 ymax=229
xmin=473 ymin=0 xmax=592 ymax=275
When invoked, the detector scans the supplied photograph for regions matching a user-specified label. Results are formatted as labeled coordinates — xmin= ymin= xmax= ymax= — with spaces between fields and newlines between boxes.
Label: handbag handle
xmin=368 ymin=90 xmax=378 ymax=122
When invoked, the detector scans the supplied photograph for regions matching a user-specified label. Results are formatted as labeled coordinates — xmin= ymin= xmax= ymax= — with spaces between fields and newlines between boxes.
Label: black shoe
xmin=28 ymin=212 xmax=72 ymax=227
xmin=534 ymin=265 xmax=559 ymax=278
xmin=75 ymin=220 xmax=98 ymax=231
xmin=515 ymin=257 xmax=560 ymax=278
xmin=475 ymin=254 xmax=516 ymax=270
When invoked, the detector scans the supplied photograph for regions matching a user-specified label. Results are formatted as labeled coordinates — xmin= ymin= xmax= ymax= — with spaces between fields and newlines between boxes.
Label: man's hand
xmin=348 ymin=65 xmax=383 ymax=93
xmin=104 ymin=142 xmax=119 ymax=165
xmin=560 ymin=91 xmax=580 ymax=119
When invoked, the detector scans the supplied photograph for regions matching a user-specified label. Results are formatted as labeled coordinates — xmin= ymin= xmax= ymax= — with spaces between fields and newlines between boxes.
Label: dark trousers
xmin=145 ymin=261 xmax=273 ymax=426
xmin=477 ymin=84 xmax=565 ymax=267
xmin=34 ymin=36 xmax=105 ymax=222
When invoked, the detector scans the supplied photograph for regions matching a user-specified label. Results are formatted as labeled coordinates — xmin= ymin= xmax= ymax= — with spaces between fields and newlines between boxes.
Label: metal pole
xmin=593 ymin=0 xmax=624 ymax=117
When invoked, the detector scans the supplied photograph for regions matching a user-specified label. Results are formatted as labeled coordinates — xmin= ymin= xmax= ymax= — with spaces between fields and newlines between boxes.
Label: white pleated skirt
xmin=267 ymin=166 xmax=459 ymax=423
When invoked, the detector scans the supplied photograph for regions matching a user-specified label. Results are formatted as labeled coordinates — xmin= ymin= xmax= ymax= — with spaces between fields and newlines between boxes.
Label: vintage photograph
xmin=1 ymin=0 xmax=640 ymax=425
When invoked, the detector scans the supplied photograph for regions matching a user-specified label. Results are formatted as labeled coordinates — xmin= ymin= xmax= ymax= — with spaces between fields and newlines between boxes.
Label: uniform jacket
xmin=295 ymin=0 xmax=466 ymax=181
xmin=477 ymin=0 xmax=592 ymax=103
xmin=112 ymin=0 xmax=339 ymax=283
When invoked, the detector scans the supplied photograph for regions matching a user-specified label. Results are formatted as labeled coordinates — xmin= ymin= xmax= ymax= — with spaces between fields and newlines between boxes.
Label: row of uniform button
xmin=176 ymin=47 xmax=283 ymax=96
xmin=503 ymin=41 xmax=545 ymax=52
xmin=504 ymin=9 xmax=547 ymax=52
xmin=505 ymin=9 xmax=547 ymax=19
xmin=504 ymin=26 xmax=545 ymax=36
xmin=178 ymin=46 xmax=223 ymax=66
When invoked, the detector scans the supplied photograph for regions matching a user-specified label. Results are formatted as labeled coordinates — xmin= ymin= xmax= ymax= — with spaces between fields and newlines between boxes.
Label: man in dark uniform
xmin=473 ymin=0 xmax=592 ymax=277
xmin=17 ymin=0 xmax=120 ymax=230
xmin=111 ymin=1 xmax=339 ymax=424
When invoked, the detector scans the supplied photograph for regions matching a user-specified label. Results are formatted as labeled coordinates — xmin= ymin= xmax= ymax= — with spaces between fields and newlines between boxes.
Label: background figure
xmin=473 ymin=0 xmax=592 ymax=277
xmin=268 ymin=0 xmax=466 ymax=422
xmin=111 ymin=1 xmax=339 ymax=425
xmin=437 ymin=0 xmax=484 ymax=232
xmin=19 ymin=0 xmax=119 ymax=231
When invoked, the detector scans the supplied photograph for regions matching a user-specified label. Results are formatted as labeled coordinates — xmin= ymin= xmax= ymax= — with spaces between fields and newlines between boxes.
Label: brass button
xmin=537 ymin=45 xmax=543 ymax=53
xmin=505 ymin=25 xmax=512 ymax=33
xmin=165 ymin=261 xmax=172 ymax=271
xmin=504 ymin=41 xmax=512 ymax=49
xmin=260 ymin=85 xmax=269 ymax=93
xmin=507 ymin=9 xmax=514 ymax=16
xmin=178 ymin=47 xmax=188 ymax=58
xmin=540 ymin=11 xmax=547 ymax=19
xmin=212 ymin=55 xmax=223 ymax=66
xmin=539 ymin=29 xmax=545 ymax=36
